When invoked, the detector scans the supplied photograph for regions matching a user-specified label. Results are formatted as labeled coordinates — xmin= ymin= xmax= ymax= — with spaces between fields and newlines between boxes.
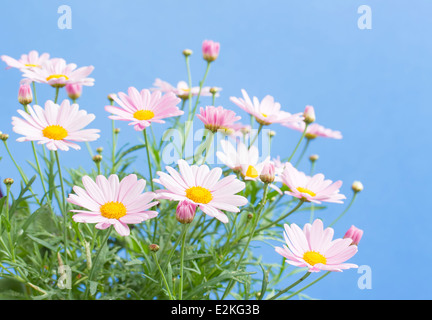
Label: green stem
xmin=55 ymin=151 xmax=68 ymax=264
xmin=200 ymin=131 xmax=214 ymax=165
xmin=4 ymin=184 xmax=15 ymax=261
xmin=287 ymin=123 xmax=309 ymax=162
xmin=222 ymin=184 xmax=269 ymax=300
xmin=143 ymin=129 xmax=154 ymax=191
xmin=32 ymin=82 xmax=38 ymax=105
xmin=329 ymin=193 xmax=358 ymax=227
xmin=285 ymin=271 xmax=330 ymax=300
xmin=249 ymin=124 xmax=263 ymax=148
xmin=179 ymin=224 xmax=189 ymax=300
xmin=54 ymin=87 xmax=60 ymax=104
xmin=2 ymin=141 xmax=40 ymax=205
xmin=152 ymin=252 xmax=175 ymax=300
xmin=85 ymin=227 xmax=112 ymax=298
xmin=268 ymin=271 xmax=311 ymax=300
xmin=110 ymin=101 xmax=117 ymax=174
xmin=295 ymin=139 xmax=311 ymax=167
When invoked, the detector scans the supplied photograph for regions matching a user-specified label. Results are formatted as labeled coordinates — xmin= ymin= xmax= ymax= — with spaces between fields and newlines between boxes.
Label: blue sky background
xmin=1 ymin=0 xmax=431 ymax=299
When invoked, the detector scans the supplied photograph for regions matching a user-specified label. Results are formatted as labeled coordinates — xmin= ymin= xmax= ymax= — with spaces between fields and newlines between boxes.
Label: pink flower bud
xmin=260 ymin=162 xmax=275 ymax=184
xmin=65 ymin=83 xmax=82 ymax=100
xmin=18 ymin=83 xmax=33 ymax=105
xmin=176 ymin=200 xmax=197 ymax=224
xmin=343 ymin=225 xmax=363 ymax=246
xmin=303 ymin=105 xmax=315 ymax=124
xmin=202 ymin=40 xmax=220 ymax=62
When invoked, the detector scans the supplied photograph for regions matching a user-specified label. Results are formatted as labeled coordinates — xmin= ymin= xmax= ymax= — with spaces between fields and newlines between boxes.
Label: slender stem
xmin=249 ymin=124 xmax=263 ymax=148
xmin=32 ymin=82 xmax=38 ymax=105
xmin=200 ymin=131 xmax=214 ymax=165
xmin=268 ymin=271 xmax=311 ymax=300
xmin=285 ymin=271 xmax=331 ymax=300
xmin=179 ymin=224 xmax=189 ymax=300
xmin=143 ymin=129 xmax=154 ymax=191
xmin=329 ymin=193 xmax=358 ymax=227
xmin=287 ymin=123 xmax=309 ymax=162
xmin=54 ymin=87 xmax=60 ymax=104
xmin=2 ymin=141 xmax=40 ymax=205
xmin=222 ymin=184 xmax=269 ymax=300
xmin=55 ymin=151 xmax=68 ymax=264
xmin=85 ymin=227 xmax=112 ymax=298
xmin=110 ymin=101 xmax=117 ymax=174
xmin=185 ymin=55 xmax=193 ymax=114
xmin=212 ymin=91 xmax=216 ymax=106
xmin=4 ymin=184 xmax=15 ymax=261
xmin=295 ymin=139 xmax=311 ymax=167
xmin=151 ymin=252 xmax=175 ymax=300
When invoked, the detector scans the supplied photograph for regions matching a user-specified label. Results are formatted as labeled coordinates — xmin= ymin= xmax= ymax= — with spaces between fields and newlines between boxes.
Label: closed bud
xmin=303 ymin=105 xmax=316 ymax=124
xmin=0 ymin=133 xmax=9 ymax=141
xmin=202 ymin=40 xmax=220 ymax=62
xmin=182 ymin=49 xmax=193 ymax=57
xmin=176 ymin=200 xmax=197 ymax=224
xmin=149 ymin=244 xmax=160 ymax=252
xmin=343 ymin=225 xmax=363 ymax=246
xmin=309 ymin=154 xmax=319 ymax=162
xmin=107 ymin=93 xmax=117 ymax=102
xmin=65 ymin=83 xmax=82 ymax=100
xmin=260 ymin=162 xmax=275 ymax=184
xmin=92 ymin=155 xmax=103 ymax=163
xmin=268 ymin=130 xmax=276 ymax=138
xmin=351 ymin=181 xmax=364 ymax=193
xmin=209 ymin=87 xmax=219 ymax=95
xmin=18 ymin=83 xmax=33 ymax=105
xmin=247 ymin=212 xmax=254 ymax=220
xmin=96 ymin=147 xmax=103 ymax=154
xmin=3 ymin=178 xmax=14 ymax=185
xmin=114 ymin=128 xmax=121 ymax=134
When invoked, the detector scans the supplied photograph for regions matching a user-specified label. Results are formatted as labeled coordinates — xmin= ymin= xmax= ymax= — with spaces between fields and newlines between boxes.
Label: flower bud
xmin=247 ymin=213 xmax=254 ymax=220
xmin=343 ymin=225 xmax=363 ymax=246
xmin=309 ymin=154 xmax=319 ymax=162
xmin=268 ymin=130 xmax=276 ymax=138
xmin=202 ymin=40 xmax=220 ymax=62
xmin=176 ymin=200 xmax=197 ymax=224
xmin=18 ymin=83 xmax=33 ymax=105
xmin=0 ymin=133 xmax=9 ymax=141
xmin=107 ymin=93 xmax=117 ymax=102
xmin=96 ymin=147 xmax=103 ymax=154
xmin=149 ymin=244 xmax=160 ymax=252
xmin=209 ymin=87 xmax=219 ymax=95
xmin=92 ymin=155 xmax=103 ymax=163
xmin=3 ymin=178 xmax=14 ymax=186
xmin=303 ymin=105 xmax=315 ymax=124
xmin=182 ymin=49 xmax=193 ymax=57
xmin=351 ymin=181 xmax=364 ymax=193
xmin=259 ymin=162 xmax=275 ymax=184
xmin=114 ymin=128 xmax=121 ymax=134
xmin=65 ymin=83 xmax=82 ymax=100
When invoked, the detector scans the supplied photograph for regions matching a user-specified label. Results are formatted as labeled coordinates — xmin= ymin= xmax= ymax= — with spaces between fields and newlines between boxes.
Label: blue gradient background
xmin=1 ymin=0 xmax=431 ymax=299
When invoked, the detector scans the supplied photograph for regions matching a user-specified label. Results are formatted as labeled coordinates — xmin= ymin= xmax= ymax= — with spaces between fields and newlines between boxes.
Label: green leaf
xmin=258 ymin=263 xmax=269 ymax=300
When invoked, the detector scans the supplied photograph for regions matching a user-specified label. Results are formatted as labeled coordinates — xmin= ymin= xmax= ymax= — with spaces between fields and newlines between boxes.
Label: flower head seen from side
xmin=284 ymin=121 xmax=342 ymax=140
xmin=22 ymin=58 xmax=94 ymax=88
xmin=68 ymin=174 xmax=158 ymax=236
xmin=275 ymin=219 xmax=358 ymax=272
xmin=12 ymin=99 xmax=100 ymax=151
xmin=1 ymin=50 xmax=50 ymax=70
xmin=105 ymin=86 xmax=183 ymax=131
xmin=280 ymin=163 xmax=346 ymax=204
xmin=202 ymin=40 xmax=220 ymax=62
xmin=154 ymin=159 xmax=248 ymax=223
xmin=197 ymin=106 xmax=241 ymax=133
xmin=230 ymin=89 xmax=303 ymax=126
xmin=151 ymin=78 xmax=220 ymax=100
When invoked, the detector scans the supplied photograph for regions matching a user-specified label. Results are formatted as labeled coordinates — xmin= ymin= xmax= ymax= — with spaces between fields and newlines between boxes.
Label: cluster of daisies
xmin=1 ymin=40 xmax=362 ymax=273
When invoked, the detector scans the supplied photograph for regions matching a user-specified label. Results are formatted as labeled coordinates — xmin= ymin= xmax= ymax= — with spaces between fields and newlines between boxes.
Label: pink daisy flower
xmin=284 ymin=121 xmax=342 ymax=140
xmin=22 ymin=58 xmax=94 ymax=88
xmin=68 ymin=174 xmax=158 ymax=236
xmin=275 ymin=219 xmax=358 ymax=272
xmin=12 ymin=99 xmax=100 ymax=151
xmin=202 ymin=40 xmax=220 ymax=62
xmin=280 ymin=163 xmax=346 ymax=204
xmin=154 ymin=159 xmax=248 ymax=223
xmin=197 ymin=106 xmax=241 ymax=133
xmin=105 ymin=86 xmax=183 ymax=131
xmin=230 ymin=89 xmax=303 ymax=126
xmin=151 ymin=78 xmax=220 ymax=100
xmin=1 ymin=50 xmax=50 ymax=70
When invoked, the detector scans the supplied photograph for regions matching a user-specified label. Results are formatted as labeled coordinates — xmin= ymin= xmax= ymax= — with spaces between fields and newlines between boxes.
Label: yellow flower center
xmin=42 ymin=125 xmax=68 ymax=140
xmin=245 ymin=165 xmax=259 ymax=178
xmin=100 ymin=201 xmax=127 ymax=219
xmin=185 ymin=186 xmax=213 ymax=204
xmin=261 ymin=113 xmax=268 ymax=117
xmin=46 ymin=74 xmax=69 ymax=81
xmin=303 ymin=251 xmax=326 ymax=266
xmin=25 ymin=63 xmax=41 ymax=68
xmin=296 ymin=187 xmax=316 ymax=197
xmin=133 ymin=110 xmax=155 ymax=121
